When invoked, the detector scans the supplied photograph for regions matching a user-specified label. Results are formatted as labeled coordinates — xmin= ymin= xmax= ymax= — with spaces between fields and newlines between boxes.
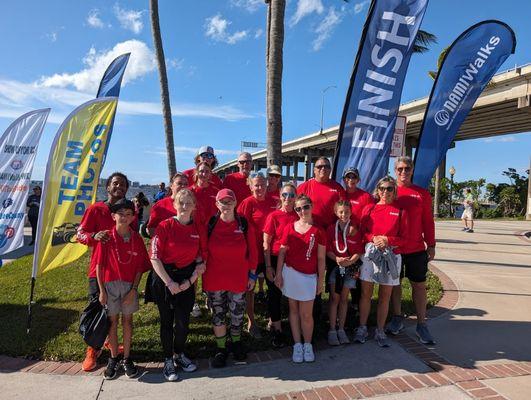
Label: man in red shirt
xmin=183 ymin=145 xmax=223 ymax=188
xmin=297 ymin=157 xmax=346 ymax=229
xmin=265 ymin=165 xmax=282 ymax=204
xmin=222 ymin=152 xmax=253 ymax=205
xmin=387 ymin=156 xmax=436 ymax=345
xmin=77 ymin=172 xmax=134 ymax=371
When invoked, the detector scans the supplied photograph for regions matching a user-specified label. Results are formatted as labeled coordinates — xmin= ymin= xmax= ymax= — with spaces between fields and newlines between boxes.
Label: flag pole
xmin=27 ymin=277 xmax=36 ymax=334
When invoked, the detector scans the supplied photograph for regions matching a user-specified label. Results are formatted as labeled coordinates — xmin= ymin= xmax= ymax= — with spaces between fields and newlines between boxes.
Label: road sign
xmin=390 ymin=116 xmax=407 ymax=158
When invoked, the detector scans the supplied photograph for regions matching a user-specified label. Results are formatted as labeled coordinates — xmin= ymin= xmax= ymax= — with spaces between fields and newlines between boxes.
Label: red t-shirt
xmin=94 ymin=227 xmax=151 ymax=283
xmin=203 ymin=218 xmax=258 ymax=293
xmin=395 ymin=184 xmax=435 ymax=254
xmin=265 ymin=189 xmax=280 ymax=205
xmin=360 ymin=202 xmax=408 ymax=254
xmin=346 ymin=189 xmax=374 ymax=228
xmin=191 ymin=184 xmax=219 ymax=225
xmin=326 ymin=223 xmax=364 ymax=257
xmin=237 ymin=195 xmax=278 ymax=265
xmin=263 ymin=209 xmax=298 ymax=256
xmin=147 ymin=196 xmax=175 ymax=229
xmin=222 ymin=172 xmax=251 ymax=205
xmin=77 ymin=201 xmax=138 ymax=278
xmin=297 ymin=178 xmax=346 ymax=228
xmin=280 ymin=223 xmax=326 ymax=275
xmin=183 ymin=167 xmax=222 ymax=188
xmin=150 ymin=217 xmax=207 ymax=268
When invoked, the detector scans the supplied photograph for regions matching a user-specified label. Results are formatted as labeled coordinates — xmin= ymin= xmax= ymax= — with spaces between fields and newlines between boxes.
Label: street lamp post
xmin=449 ymin=166 xmax=456 ymax=217
xmin=320 ymin=85 xmax=336 ymax=135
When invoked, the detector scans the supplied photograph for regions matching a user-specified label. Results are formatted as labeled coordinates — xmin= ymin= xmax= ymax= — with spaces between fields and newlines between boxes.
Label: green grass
xmin=0 ymin=252 xmax=442 ymax=362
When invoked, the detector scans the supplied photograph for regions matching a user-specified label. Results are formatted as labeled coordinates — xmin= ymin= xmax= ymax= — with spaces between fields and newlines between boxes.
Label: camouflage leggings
xmin=206 ymin=290 xmax=247 ymax=337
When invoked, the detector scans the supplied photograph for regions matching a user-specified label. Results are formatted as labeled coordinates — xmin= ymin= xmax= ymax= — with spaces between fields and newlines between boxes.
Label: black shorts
xmin=400 ymin=251 xmax=429 ymax=283
xmin=88 ymin=277 xmax=100 ymax=300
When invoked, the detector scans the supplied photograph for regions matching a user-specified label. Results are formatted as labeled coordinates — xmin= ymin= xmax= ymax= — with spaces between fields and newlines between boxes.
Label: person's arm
xmin=77 ymin=207 xmax=109 ymax=246
xmin=245 ymin=223 xmax=258 ymax=291
xmin=264 ymin=232 xmax=275 ymax=282
xmin=422 ymin=190 xmax=436 ymax=260
xmin=316 ymin=244 xmax=326 ymax=295
xmin=275 ymin=245 xmax=287 ymax=289
xmin=95 ymin=244 xmax=107 ymax=305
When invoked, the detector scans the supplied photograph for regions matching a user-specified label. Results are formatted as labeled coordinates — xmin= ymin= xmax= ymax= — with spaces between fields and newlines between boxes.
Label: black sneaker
xmin=211 ymin=349 xmax=228 ymax=368
xmin=271 ymin=330 xmax=286 ymax=349
xmin=122 ymin=357 xmax=139 ymax=378
xmin=231 ymin=341 xmax=247 ymax=361
xmin=103 ymin=357 xmax=120 ymax=380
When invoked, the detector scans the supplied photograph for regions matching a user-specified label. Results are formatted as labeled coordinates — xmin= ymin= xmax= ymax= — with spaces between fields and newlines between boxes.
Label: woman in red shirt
xmin=263 ymin=182 xmax=298 ymax=348
xmin=275 ymin=195 xmax=326 ymax=363
xmin=191 ymin=162 xmax=219 ymax=225
xmin=150 ymin=188 xmax=207 ymax=382
xmin=203 ymin=188 xmax=258 ymax=368
xmin=237 ymin=172 xmax=277 ymax=338
xmin=355 ymin=176 xmax=407 ymax=348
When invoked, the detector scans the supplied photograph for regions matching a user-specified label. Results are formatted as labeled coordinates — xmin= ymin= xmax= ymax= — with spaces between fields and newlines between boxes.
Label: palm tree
xmin=149 ymin=0 xmax=176 ymax=179
xmin=413 ymin=30 xmax=437 ymax=54
xmin=264 ymin=0 xmax=285 ymax=167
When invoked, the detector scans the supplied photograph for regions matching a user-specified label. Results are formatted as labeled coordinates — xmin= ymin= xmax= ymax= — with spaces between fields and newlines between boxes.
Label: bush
xmin=482 ymin=208 xmax=503 ymax=219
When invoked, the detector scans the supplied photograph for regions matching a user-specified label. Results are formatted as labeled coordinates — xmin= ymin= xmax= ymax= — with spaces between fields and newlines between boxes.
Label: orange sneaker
xmin=82 ymin=346 xmax=102 ymax=372
xmin=104 ymin=340 xmax=124 ymax=354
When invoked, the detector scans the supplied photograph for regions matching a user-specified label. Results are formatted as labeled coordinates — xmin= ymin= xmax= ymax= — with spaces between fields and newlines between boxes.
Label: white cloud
xmin=167 ymin=58 xmax=184 ymax=70
xmin=87 ymin=9 xmax=105 ymax=28
xmin=484 ymin=135 xmax=517 ymax=143
xmin=312 ymin=7 xmax=343 ymax=51
xmin=231 ymin=0 xmax=264 ymax=13
xmin=46 ymin=32 xmax=58 ymax=42
xmin=254 ymin=28 xmax=264 ymax=39
xmin=354 ymin=0 xmax=370 ymax=14
xmin=38 ymin=40 xmax=156 ymax=93
xmin=114 ymin=4 xmax=143 ymax=34
xmin=205 ymin=14 xmax=249 ymax=45
xmin=290 ymin=0 xmax=324 ymax=27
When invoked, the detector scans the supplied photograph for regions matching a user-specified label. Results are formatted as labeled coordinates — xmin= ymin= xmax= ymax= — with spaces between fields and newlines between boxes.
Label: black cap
xmin=110 ymin=199 xmax=135 ymax=214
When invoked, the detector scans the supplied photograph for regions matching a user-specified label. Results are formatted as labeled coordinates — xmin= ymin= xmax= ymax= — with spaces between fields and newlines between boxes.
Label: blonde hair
xmin=373 ymin=176 xmax=397 ymax=202
xmin=395 ymin=156 xmax=413 ymax=168
xmin=172 ymin=188 xmax=196 ymax=205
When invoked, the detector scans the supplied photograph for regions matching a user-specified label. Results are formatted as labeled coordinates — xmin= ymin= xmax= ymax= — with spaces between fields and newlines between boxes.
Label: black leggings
xmin=266 ymin=255 xmax=283 ymax=323
xmin=29 ymin=215 xmax=38 ymax=242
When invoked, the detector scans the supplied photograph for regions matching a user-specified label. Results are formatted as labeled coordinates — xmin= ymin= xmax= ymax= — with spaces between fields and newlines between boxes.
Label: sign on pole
xmin=390 ymin=116 xmax=407 ymax=158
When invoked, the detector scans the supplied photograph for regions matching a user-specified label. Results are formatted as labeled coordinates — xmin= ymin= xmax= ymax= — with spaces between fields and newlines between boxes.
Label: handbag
xmin=79 ymin=298 xmax=110 ymax=349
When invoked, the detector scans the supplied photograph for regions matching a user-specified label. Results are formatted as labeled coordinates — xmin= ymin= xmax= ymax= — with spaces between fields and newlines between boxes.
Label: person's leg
xmin=469 ymin=215 xmax=474 ymax=230
xmin=107 ymin=315 xmax=119 ymax=358
xmin=328 ymin=285 xmax=340 ymax=331
xmin=265 ymin=275 xmax=282 ymax=331
xmin=156 ymin=301 xmax=175 ymax=359
xmin=412 ymin=281 xmax=427 ymax=324
xmin=359 ymin=281 xmax=374 ymax=326
xmin=288 ymin=298 xmax=302 ymax=344
xmin=376 ymin=285 xmax=393 ymax=330
xmin=29 ymin=216 xmax=37 ymax=243
xmin=122 ymin=314 xmax=133 ymax=359
xmin=299 ymin=300 xmax=315 ymax=344
xmin=210 ymin=291 xmax=228 ymax=349
xmin=228 ymin=291 xmax=247 ymax=342
xmin=246 ymin=291 xmax=256 ymax=329
xmin=173 ymin=285 xmax=196 ymax=355
xmin=338 ymin=286 xmax=351 ymax=330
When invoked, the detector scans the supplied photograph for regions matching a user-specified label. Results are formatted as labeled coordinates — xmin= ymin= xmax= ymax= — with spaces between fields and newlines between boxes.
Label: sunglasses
xmin=315 ymin=164 xmax=331 ymax=170
xmin=250 ymin=171 xmax=265 ymax=179
xmin=281 ymin=192 xmax=296 ymax=199
xmin=344 ymin=175 xmax=358 ymax=180
xmin=396 ymin=167 xmax=412 ymax=173
xmin=294 ymin=204 xmax=311 ymax=213
xmin=200 ymin=152 xmax=214 ymax=159
xmin=378 ymin=186 xmax=395 ymax=193
xmin=238 ymin=160 xmax=252 ymax=165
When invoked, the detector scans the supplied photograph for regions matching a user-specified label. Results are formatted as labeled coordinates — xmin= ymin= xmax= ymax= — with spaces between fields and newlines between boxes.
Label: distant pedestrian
xmin=461 ymin=188 xmax=475 ymax=233
xmin=132 ymin=192 xmax=149 ymax=225
xmin=26 ymin=186 xmax=41 ymax=245
xmin=154 ymin=182 xmax=166 ymax=202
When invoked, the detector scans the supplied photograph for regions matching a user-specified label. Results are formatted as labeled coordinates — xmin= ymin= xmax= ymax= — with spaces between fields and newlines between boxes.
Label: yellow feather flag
xmin=32 ymin=98 xmax=118 ymax=276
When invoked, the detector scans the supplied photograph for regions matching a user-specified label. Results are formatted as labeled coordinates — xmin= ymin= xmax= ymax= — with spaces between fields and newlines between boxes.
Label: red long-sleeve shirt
xmin=222 ymin=172 xmax=251 ymax=205
xmin=147 ymin=197 xmax=175 ymax=230
xmin=203 ymin=218 xmax=258 ymax=293
xmin=346 ymin=188 xmax=375 ymax=228
xmin=183 ymin=167 xmax=222 ymax=188
xmin=296 ymin=178 xmax=346 ymax=228
xmin=150 ymin=217 xmax=207 ymax=267
xmin=237 ymin=195 xmax=278 ymax=265
xmin=395 ymin=184 xmax=436 ymax=254
xmin=263 ymin=209 xmax=298 ymax=256
xmin=280 ymin=223 xmax=326 ymax=275
xmin=360 ymin=202 xmax=408 ymax=254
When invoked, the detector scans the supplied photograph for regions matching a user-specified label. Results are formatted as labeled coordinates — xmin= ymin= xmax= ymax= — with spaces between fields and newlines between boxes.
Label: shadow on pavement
xmin=435 ymin=258 xmax=531 ymax=269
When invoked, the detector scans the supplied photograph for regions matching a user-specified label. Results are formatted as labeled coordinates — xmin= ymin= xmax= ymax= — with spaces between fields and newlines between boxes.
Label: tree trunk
xmin=149 ymin=0 xmax=176 ymax=179
xmin=265 ymin=0 xmax=285 ymax=167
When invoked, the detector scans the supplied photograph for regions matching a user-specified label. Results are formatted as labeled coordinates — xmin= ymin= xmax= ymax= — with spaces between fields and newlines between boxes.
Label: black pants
xmin=266 ymin=255 xmax=283 ymax=323
xmin=28 ymin=215 xmax=38 ymax=242
xmin=152 ymin=263 xmax=196 ymax=358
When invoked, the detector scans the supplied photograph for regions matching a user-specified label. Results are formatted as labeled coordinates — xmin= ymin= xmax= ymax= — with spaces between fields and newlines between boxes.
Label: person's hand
xmin=166 ymin=281 xmax=181 ymax=295
xmin=266 ymin=266 xmax=275 ymax=282
xmin=179 ymin=280 xmax=192 ymax=292
xmin=373 ymin=236 xmax=388 ymax=250
xmin=316 ymin=276 xmax=324 ymax=296
xmin=195 ymin=262 xmax=206 ymax=275
xmin=94 ymin=230 xmax=110 ymax=243
xmin=337 ymin=257 xmax=350 ymax=267
xmin=99 ymin=291 xmax=107 ymax=306
xmin=123 ymin=288 xmax=137 ymax=306
xmin=247 ymin=278 xmax=256 ymax=292
xmin=427 ymin=246 xmax=435 ymax=261
xmin=274 ymin=273 xmax=283 ymax=289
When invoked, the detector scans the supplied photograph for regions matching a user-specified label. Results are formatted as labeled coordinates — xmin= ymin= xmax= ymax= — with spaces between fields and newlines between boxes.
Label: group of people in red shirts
xmin=76 ymin=145 xmax=436 ymax=382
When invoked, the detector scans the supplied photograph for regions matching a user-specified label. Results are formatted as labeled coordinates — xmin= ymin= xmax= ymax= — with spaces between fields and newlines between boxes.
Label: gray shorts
xmin=328 ymin=266 xmax=357 ymax=289
xmin=104 ymin=281 xmax=139 ymax=316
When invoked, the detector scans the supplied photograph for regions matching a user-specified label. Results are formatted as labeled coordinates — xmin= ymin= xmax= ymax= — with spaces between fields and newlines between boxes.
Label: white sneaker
xmin=191 ymin=303 xmax=202 ymax=318
xmin=337 ymin=329 xmax=350 ymax=344
xmin=327 ymin=330 xmax=340 ymax=346
xmin=292 ymin=343 xmax=304 ymax=363
xmin=303 ymin=343 xmax=315 ymax=363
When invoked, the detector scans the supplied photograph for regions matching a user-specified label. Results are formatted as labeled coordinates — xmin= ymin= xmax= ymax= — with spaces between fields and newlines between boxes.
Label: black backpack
xmin=79 ymin=299 xmax=110 ymax=349
xmin=207 ymin=212 xmax=248 ymax=238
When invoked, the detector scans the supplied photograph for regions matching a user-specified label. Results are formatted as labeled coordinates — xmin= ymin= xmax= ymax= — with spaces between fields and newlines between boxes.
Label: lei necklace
xmin=112 ymin=229 xmax=136 ymax=264
xmin=335 ymin=220 xmax=350 ymax=254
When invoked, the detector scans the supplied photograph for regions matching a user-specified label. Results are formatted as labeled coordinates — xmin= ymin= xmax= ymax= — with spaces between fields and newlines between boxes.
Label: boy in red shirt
xmin=95 ymin=199 xmax=151 ymax=380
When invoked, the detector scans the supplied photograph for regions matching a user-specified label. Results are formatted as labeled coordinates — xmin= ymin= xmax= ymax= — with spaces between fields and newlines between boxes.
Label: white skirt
xmin=282 ymin=265 xmax=317 ymax=301
xmin=360 ymin=254 xmax=402 ymax=286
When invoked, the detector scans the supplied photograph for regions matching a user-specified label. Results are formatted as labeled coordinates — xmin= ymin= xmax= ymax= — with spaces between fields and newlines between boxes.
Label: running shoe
xmin=163 ymin=358 xmax=179 ymax=381
xmin=462 ymin=227 xmax=470 ymax=231
xmin=103 ymin=357 xmax=120 ymax=380
xmin=385 ymin=315 xmax=405 ymax=335
xmin=374 ymin=329 xmax=390 ymax=348
xmin=354 ymin=325 xmax=368 ymax=344
xmin=82 ymin=346 xmax=101 ymax=372
xmin=467 ymin=229 xmax=474 ymax=233
xmin=211 ymin=349 xmax=228 ymax=368
xmin=271 ymin=330 xmax=286 ymax=349
xmin=191 ymin=303 xmax=202 ymax=318
xmin=303 ymin=343 xmax=315 ymax=362
xmin=337 ymin=329 xmax=350 ymax=344
xmin=174 ymin=353 xmax=197 ymax=372
xmin=292 ymin=343 xmax=304 ymax=363
xmin=416 ymin=323 xmax=436 ymax=345
xmin=327 ymin=330 xmax=340 ymax=346
xmin=231 ymin=341 xmax=247 ymax=362
xmin=122 ymin=357 xmax=139 ymax=378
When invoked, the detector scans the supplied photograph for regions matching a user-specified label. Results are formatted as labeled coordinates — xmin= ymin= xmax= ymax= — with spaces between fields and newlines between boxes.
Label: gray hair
xmin=394 ymin=156 xmax=413 ymax=168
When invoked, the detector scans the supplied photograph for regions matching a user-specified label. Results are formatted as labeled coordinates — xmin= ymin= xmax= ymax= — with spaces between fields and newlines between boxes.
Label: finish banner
xmin=332 ymin=0 xmax=428 ymax=192
xmin=0 ymin=109 xmax=49 ymax=256
xmin=413 ymin=21 xmax=516 ymax=188
xmin=32 ymin=98 xmax=117 ymax=276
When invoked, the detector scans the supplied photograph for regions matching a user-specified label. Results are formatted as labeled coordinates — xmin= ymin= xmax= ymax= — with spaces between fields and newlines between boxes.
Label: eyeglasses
xmin=378 ymin=186 xmax=395 ymax=193
xmin=315 ymin=164 xmax=331 ymax=170
xmin=294 ymin=204 xmax=311 ymax=213
xmin=238 ymin=159 xmax=252 ymax=165
xmin=250 ymin=171 xmax=265 ymax=179
xmin=281 ymin=192 xmax=296 ymax=199
xmin=344 ymin=175 xmax=358 ymax=180
xmin=396 ymin=166 xmax=412 ymax=173
xmin=200 ymin=152 xmax=214 ymax=159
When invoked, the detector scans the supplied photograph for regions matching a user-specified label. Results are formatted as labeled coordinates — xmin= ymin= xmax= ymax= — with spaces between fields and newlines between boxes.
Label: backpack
xmin=207 ymin=212 xmax=248 ymax=237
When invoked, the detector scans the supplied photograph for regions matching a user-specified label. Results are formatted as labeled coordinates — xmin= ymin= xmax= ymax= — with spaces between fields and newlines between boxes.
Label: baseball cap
xmin=216 ymin=188 xmax=236 ymax=202
xmin=197 ymin=146 xmax=214 ymax=156
xmin=266 ymin=165 xmax=282 ymax=176
xmin=343 ymin=167 xmax=360 ymax=179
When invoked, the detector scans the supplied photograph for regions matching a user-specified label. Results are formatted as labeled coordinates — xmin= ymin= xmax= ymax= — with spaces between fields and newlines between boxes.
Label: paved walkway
xmin=1 ymin=220 xmax=530 ymax=399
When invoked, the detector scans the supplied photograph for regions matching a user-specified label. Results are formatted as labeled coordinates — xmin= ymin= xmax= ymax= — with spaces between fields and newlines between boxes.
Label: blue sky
xmin=0 ymin=0 xmax=529 ymax=184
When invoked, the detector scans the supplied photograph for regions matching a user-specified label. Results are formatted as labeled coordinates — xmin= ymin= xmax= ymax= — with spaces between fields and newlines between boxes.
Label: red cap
xmin=216 ymin=188 xmax=236 ymax=202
